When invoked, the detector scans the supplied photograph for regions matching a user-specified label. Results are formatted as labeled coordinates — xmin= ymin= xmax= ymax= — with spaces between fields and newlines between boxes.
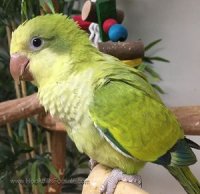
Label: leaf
xmin=37 ymin=180 xmax=45 ymax=194
xmin=39 ymin=0 xmax=55 ymax=13
xmin=10 ymin=132 xmax=33 ymax=155
xmin=147 ymin=56 xmax=170 ymax=63
xmin=31 ymin=161 xmax=38 ymax=185
xmin=0 ymin=171 xmax=8 ymax=181
xmin=145 ymin=65 xmax=162 ymax=81
xmin=142 ymin=57 xmax=153 ymax=64
xmin=37 ymin=128 xmax=44 ymax=145
xmin=78 ymin=155 xmax=89 ymax=165
xmin=151 ymin=84 xmax=165 ymax=94
xmin=43 ymin=160 xmax=60 ymax=179
xmin=16 ymin=158 xmax=35 ymax=171
xmin=0 ymin=144 xmax=15 ymax=161
xmin=137 ymin=63 xmax=147 ymax=72
xmin=21 ymin=0 xmax=28 ymax=20
xmin=18 ymin=143 xmax=34 ymax=154
xmin=145 ymin=39 xmax=162 ymax=51
xmin=18 ymin=119 xmax=26 ymax=138
xmin=31 ymin=168 xmax=45 ymax=194
xmin=17 ymin=166 xmax=27 ymax=177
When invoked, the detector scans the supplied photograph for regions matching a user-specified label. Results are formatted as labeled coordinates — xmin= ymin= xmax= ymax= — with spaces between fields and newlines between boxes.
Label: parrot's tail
xmin=165 ymin=166 xmax=200 ymax=194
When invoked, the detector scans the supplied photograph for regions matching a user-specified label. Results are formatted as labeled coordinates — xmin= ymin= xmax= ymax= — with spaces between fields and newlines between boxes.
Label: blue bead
xmin=108 ymin=24 xmax=128 ymax=42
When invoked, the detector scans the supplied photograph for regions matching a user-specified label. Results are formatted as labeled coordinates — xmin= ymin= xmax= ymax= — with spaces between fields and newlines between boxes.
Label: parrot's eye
xmin=30 ymin=37 xmax=44 ymax=50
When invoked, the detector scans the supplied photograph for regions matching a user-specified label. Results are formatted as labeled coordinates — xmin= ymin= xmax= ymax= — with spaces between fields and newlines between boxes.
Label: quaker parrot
xmin=9 ymin=14 xmax=200 ymax=194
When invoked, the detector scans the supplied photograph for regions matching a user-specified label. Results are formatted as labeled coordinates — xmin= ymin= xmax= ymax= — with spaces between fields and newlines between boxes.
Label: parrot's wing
xmin=154 ymin=138 xmax=197 ymax=166
xmin=89 ymin=67 xmax=183 ymax=162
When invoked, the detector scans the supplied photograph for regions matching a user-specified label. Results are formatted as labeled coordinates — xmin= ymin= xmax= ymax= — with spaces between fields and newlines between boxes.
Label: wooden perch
xmin=82 ymin=164 xmax=149 ymax=194
xmin=0 ymin=94 xmax=200 ymax=136
xmin=171 ymin=106 xmax=200 ymax=135
xmin=0 ymin=93 xmax=43 ymax=125
xmin=98 ymin=41 xmax=144 ymax=60
xmin=37 ymin=111 xmax=65 ymax=132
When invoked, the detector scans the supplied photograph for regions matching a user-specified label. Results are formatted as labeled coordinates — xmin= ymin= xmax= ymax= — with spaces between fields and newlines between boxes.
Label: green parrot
xmin=9 ymin=14 xmax=200 ymax=194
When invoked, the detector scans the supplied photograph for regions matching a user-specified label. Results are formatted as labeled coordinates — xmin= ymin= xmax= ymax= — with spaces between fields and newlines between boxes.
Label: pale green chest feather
xmin=38 ymin=69 xmax=94 ymax=132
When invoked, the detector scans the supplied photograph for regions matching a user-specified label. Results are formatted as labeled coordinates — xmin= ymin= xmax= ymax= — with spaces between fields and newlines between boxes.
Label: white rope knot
xmin=89 ymin=23 xmax=101 ymax=47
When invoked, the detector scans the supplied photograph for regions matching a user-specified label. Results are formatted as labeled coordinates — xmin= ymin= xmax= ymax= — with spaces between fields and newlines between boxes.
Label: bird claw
xmin=100 ymin=168 xmax=142 ymax=194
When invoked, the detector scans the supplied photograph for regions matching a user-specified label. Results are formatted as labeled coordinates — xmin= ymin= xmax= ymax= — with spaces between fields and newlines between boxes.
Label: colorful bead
xmin=103 ymin=18 xmax=117 ymax=33
xmin=108 ymin=24 xmax=128 ymax=42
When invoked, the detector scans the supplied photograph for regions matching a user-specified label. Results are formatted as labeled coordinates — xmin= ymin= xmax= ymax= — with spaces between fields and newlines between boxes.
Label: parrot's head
xmin=10 ymin=14 xmax=93 ymax=87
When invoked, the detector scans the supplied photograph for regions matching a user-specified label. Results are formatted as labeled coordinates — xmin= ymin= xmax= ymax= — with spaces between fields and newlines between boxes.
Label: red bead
xmin=103 ymin=18 xmax=117 ymax=33
xmin=72 ymin=15 xmax=91 ymax=31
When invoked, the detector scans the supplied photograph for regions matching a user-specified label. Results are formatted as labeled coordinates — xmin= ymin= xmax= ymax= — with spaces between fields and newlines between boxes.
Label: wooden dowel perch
xmin=98 ymin=41 xmax=144 ymax=60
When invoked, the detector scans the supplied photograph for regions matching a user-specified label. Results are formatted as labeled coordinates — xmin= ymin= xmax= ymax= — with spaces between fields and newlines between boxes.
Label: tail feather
xmin=165 ymin=166 xmax=200 ymax=194
xmin=185 ymin=138 xmax=200 ymax=150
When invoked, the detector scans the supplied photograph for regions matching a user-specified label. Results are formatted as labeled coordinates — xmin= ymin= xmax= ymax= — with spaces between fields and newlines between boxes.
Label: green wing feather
xmin=89 ymin=66 xmax=184 ymax=162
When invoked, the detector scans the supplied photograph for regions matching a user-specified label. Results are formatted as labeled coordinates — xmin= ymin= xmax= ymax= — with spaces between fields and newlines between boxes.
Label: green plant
xmin=139 ymin=39 xmax=170 ymax=94
xmin=0 ymin=126 xmax=59 ymax=194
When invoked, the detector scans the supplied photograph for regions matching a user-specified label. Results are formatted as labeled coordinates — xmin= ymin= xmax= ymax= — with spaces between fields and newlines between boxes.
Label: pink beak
xmin=9 ymin=53 xmax=33 ymax=83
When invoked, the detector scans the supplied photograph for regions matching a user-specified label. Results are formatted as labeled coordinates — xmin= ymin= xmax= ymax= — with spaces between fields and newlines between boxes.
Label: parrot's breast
xmin=38 ymin=68 xmax=94 ymax=131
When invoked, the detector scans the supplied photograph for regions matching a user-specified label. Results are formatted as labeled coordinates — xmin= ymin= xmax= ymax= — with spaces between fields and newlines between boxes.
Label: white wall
xmin=117 ymin=0 xmax=200 ymax=193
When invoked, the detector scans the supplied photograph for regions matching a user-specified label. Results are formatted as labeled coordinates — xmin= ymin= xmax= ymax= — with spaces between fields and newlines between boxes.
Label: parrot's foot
xmin=89 ymin=158 xmax=98 ymax=170
xmin=100 ymin=168 xmax=142 ymax=194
